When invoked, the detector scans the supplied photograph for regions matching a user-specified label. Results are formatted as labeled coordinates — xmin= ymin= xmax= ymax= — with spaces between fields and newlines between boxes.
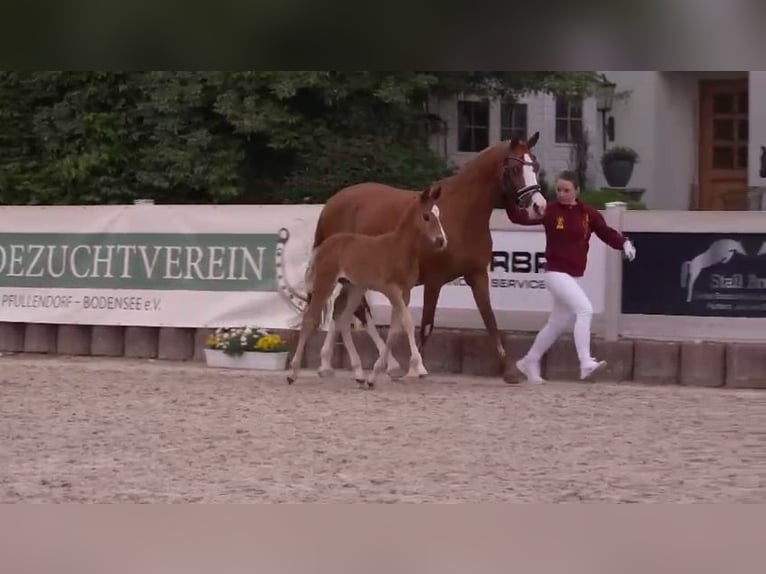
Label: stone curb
xmin=1 ymin=322 xmax=763 ymax=389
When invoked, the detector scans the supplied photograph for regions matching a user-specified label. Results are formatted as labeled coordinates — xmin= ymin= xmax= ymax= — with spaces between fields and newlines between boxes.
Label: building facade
xmin=429 ymin=71 xmax=766 ymax=211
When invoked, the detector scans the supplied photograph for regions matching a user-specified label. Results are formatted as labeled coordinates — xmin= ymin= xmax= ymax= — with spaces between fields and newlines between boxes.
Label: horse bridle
xmin=502 ymin=152 xmax=541 ymax=207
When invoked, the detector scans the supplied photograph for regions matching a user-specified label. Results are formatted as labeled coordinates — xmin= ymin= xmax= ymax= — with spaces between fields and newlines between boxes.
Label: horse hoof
xmin=387 ymin=366 xmax=405 ymax=380
xmin=318 ymin=368 xmax=334 ymax=378
xmin=355 ymin=378 xmax=366 ymax=386
xmin=365 ymin=380 xmax=375 ymax=390
xmin=286 ymin=376 xmax=295 ymax=385
xmin=502 ymin=369 xmax=521 ymax=384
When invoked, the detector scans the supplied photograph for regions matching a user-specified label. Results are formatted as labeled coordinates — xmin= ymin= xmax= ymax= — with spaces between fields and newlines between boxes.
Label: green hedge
xmin=579 ymin=188 xmax=646 ymax=210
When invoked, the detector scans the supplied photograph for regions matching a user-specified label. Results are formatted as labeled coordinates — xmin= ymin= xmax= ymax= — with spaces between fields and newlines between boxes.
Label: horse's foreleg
xmin=337 ymin=286 xmax=367 ymax=385
xmin=418 ymin=281 xmax=442 ymax=353
xmin=366 ymin=299 xmax=402 ymax=389
xmin=464 ymin=270 xmax=519 ymax=384
xmin=355 ymin=293 xmax=404 ymax=379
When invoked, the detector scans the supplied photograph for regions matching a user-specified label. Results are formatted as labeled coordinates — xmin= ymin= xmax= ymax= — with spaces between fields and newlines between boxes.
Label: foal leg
xmin=366 ymin=306 xmax=402 ymax=389
xmin=355 ymin=294 xmax=405 ymax=379
xmin=287 ymin=303 xmax=323 ymax=384
xmin=464 ymin=269 xmax=519 ymax=384
xmin=398 ymin=291 xmax=428 ymax=379
xmin=317 ymin=282 xmax=346 ymax=377
xmin=288 ymin=280 xmax=335 ymax=384
xmin=366 ymin=288 xmax=426 ymax=387
xmin=337 ymin=286 xmax=367 ymax=385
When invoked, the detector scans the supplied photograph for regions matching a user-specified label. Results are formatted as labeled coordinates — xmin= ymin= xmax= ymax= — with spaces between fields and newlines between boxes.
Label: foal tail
xmin=287 ymin=248 xmax=318 ymax=330
xmin=298 ymin=247 xmax=338 ymax=330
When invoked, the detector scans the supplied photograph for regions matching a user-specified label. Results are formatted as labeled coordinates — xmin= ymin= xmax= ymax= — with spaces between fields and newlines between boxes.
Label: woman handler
xmin=506 ymin=171 xmax=636 ymax=382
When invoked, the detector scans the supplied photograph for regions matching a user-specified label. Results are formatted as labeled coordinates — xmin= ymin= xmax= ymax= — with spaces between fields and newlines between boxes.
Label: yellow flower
xmin=255 ymin=333 xmax=283 ymax=351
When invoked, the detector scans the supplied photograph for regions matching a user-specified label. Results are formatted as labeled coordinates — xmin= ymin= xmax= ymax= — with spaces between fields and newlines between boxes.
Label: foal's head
xmin=501 ymin=131 xmax=547 ymax=217
xmin=410 ymin=183 xmax=447 ymax=251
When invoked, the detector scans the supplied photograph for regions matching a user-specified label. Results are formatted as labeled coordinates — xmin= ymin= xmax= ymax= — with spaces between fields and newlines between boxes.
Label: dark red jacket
xmin=506 ymin=199 xmax=626 ymax=277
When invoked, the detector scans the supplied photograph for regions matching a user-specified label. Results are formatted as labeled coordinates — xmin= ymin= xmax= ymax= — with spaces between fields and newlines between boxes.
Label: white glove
xmin=623 ymin=239 xmax=636 ymax=261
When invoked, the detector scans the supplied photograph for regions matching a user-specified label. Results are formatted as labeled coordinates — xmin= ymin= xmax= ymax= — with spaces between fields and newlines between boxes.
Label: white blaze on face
xmin=431 ymin=204 xmax=448 ymax=248
xmin=522 ymin=153 xmax=539 ymax=189
xmin=522 ymin=153 xmax=546 ymax=216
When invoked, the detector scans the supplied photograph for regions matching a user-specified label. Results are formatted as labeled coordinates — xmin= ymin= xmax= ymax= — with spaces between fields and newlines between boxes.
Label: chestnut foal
xmin=287 ymin=184 xmax=448 ymax=388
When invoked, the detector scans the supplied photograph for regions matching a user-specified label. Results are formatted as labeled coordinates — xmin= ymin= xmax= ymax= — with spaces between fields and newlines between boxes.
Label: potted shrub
xmin=600 ymin=146 xmax=639 ymax=187
xmin=204 ymin=326 xmax=289 ymax=371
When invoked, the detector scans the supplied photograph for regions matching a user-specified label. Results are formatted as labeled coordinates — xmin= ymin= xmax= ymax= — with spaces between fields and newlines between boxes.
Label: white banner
xmin=0 ymin=204 xmax=606 ymax=329
xmin=367 ymin=228 xmax=606 ymax=324
xmin=0 ymin=204 xmax=321 ymax=328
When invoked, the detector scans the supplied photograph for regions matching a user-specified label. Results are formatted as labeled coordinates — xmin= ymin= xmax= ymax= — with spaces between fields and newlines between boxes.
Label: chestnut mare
xmin=311 ymin=132 xmax=546 ymax=383
xmin=287 ymin=183 xmax=448 ymax=388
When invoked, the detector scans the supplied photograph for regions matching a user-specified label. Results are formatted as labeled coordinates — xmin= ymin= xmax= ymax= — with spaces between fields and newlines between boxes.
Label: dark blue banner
xmin=622 ymin=231 xmax=766 ymax=317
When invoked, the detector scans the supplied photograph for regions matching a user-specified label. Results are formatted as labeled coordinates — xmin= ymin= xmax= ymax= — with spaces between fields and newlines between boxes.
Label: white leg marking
xmin=361 ymin=296 xmax=403 ymax=377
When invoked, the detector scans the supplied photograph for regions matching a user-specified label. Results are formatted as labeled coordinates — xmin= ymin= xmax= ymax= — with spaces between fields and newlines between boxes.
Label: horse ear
xmin=421 ymin=183 xmax=441 ymax=203
xmin=527 ymin=131 xmax=540 ymax=149
xmin=509 ymin=137 xmax=519 ymax=149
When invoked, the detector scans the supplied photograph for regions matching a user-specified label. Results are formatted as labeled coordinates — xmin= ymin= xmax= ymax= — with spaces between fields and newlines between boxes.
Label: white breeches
xmin=526 ymin=271 xmax=594 ymax=365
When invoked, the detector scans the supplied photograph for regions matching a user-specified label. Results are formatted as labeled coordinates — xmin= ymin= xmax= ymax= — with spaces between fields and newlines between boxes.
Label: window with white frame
xmin=500 ymin=100 xmax=527 ymax=141
xmin=457 ymin=99 xmax=489 ymax=152
xmin=555 ymin=95 xmax=583 ymax=143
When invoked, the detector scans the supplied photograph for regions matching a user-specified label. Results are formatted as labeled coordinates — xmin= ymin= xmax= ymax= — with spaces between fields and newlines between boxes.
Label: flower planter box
xmin=204 ymin=348 xmax=288 ymax=371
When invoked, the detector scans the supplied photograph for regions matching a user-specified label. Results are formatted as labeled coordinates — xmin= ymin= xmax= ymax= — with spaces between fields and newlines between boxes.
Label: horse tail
xmin=304 ymin=248 xmax=317 ymax=297
xmin=312 ymin=207 xmax=331 ymax=249
xmin=287 ymin=248 xmax=315 ymax=329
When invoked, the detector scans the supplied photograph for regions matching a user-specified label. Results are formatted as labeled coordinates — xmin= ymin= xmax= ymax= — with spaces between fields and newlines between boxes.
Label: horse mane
xmin=436 ymin=141 xmax=508 ymax=198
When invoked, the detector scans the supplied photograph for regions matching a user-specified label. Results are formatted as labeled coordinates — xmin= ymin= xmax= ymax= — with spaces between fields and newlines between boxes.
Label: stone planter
xmin=204 ymin=348 xmax=288 ymax=371
xmin=602 ymin=159 xmax=635 ymax=187
xmin=604 ymin=159 xmax=634 ymax=187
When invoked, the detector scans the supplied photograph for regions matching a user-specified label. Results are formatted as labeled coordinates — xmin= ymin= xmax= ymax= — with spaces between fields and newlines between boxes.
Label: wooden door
xmin=698 ymin=79 xmax=749 ymax=210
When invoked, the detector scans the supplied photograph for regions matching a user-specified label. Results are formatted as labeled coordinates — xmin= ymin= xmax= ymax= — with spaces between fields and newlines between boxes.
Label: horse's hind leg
xmin=417 ymin=281 xmax=442 ymax=354
xmin=317 ymin=282 xmax=346 ymax=377
xmin=355 ymin=294 xmax=405 ymax=379
xmin=398 ymin=291 xmax=428 ymax=378
xmin=288 ymin=279 xmax=334 ymax=384
xmin=337 ymin=285 xmax=367 ymax=386
xmin=287 ymin=313 xmax=315 ymax=384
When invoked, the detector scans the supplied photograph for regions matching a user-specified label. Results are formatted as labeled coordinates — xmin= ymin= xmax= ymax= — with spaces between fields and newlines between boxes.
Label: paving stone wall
xmin=1 ymin=322 xmax=764 ymax=389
